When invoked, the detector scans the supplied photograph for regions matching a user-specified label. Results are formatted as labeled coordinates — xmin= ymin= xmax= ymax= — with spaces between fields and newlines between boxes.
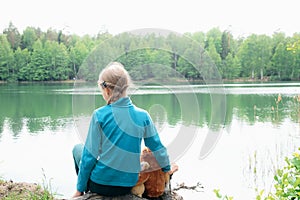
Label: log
xmin=68 ymin=191 xmax=184 ymax=200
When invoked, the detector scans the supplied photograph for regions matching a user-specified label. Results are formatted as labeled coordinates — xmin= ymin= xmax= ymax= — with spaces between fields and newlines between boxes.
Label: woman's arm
xmin=143 ymin=113 xmax=171 ymax=172
xmin=76 ymin=111 xmax=101 ymax=192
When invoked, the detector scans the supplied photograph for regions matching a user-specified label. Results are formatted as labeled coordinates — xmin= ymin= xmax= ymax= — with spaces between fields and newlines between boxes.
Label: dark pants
xmin=72 ymin=144 xmax=132 ymax=196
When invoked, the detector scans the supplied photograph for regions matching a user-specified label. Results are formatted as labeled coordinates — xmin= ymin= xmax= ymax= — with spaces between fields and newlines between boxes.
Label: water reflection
xmin=1 ymin=84 xmax=299 ymax=138
xmin=0 ymin=83 xmax=73 ymax=138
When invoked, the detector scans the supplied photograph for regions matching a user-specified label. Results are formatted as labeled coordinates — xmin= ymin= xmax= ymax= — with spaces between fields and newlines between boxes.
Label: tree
xmin=56 ymin=43 xmax=70 ymax=80
xmin=287 ymin=33 xmax=300 ymax=79
xmin=177 ymin=55 xmax=200 ymax=80
xmin=44 ymin=41 xmax=70 ymax=80
xmin=44 ymin=28 xmax=59 ymax=42
xmin=287 ymin=34 xmax=300 ymax=53
xmin=256 ymin=34 xmax=272 ymax=80
xmin=69 ymin=41 xmax=89 ymax=78
xmin=271 ymin=42 xmax=294 ymax=80
xmin=165 ymin=33 xmax=179 ymax=72
xmin=21 ymin=27 xmax=37 ymax=51
xmin=30 ymin=39 xmax=48 ymax=81
xmin=292 ymin=44 xmax=300 ymax=80
xmin=237 ymin=34 xmax=261 ymax=79
xmin=78 ymin=41 xmax=116 ymax=81
xmin=222 ymin=53 xmax=241 ymax=79
xmin=3 ymin=22 xmax=21 ymax=50
xmin=12 ymin=47 xmax=29 ymax=81
xmin=190 ymin=31 xmax=206 ymax=48
xmin=221 ymin=30 xmax=233 ymax=60
xmin=0 ymin=35 xmax=14 ymax=80
xmin=272 ymin=31 xmax=286 ymax=55
xmin=16 ymin=48 xmax=31 ymax=81
xmin=207 ymin=38 xmax=222 ymax=77
xmin=205 ymin=27 xmax=222 ymax=55
xmin=1 ymin=23 xmax=300 ymax=82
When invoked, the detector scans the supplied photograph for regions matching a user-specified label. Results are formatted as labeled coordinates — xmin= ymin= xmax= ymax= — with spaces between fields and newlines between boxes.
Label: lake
xmin=0 ymin=82 xmax=299 ymax=199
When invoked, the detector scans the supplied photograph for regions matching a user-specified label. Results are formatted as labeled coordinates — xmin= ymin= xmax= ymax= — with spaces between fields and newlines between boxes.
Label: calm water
xmin=0 ymin=82 xmax=299 ymax=199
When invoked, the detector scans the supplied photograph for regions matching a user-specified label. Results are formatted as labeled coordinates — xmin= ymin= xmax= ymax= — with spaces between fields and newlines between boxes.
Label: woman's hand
xmin=72 ymin=190 xmax=83 ymax=198
xmin=169 ymin=163 xmax=179 ymax=175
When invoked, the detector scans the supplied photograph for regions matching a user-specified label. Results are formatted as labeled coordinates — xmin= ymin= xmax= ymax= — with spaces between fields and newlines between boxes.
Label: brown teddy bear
xmin=131 ymin=147 xmax=178 ymax=198
xmin=131 ymin=160 xmax=151 ymax=197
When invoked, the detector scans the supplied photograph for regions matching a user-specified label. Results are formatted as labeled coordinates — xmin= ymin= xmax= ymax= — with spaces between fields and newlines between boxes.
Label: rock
xmin=67 ymin=191 xmax=183 ymax=200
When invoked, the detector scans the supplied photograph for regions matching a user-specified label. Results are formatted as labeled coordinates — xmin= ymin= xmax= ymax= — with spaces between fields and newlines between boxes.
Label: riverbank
xmin=0 ymin=80 xmax=79 ymax=84
xmin=0 ymin=179 xmax=55 ymax=199
xmin=1 ymin=77 xmax=298 ymax=85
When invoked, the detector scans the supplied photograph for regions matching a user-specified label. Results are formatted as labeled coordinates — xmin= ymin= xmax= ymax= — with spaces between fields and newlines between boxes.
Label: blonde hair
xmin=99 ymin=62 xmax=131 ymax=104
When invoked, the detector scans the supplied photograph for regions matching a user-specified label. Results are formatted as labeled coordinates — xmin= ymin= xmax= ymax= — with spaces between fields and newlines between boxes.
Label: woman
xmin=72 ymin=62 xmax=171 ymax=198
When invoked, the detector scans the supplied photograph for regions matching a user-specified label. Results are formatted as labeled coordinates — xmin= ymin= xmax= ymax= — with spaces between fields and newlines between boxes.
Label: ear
xmin=104 ymin=87 xmax=111 ymax=96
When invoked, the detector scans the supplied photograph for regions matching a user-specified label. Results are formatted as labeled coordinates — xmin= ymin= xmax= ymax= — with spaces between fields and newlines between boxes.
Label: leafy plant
xmin=215 ymin=148 xmax=300 ymax=200
xmin=213 ymin=189 xmax=234 ymax=200
xmin=272 ymin=150 xmax=300 ymax=199
xmin=253 ymin=148 xmax=300 ymax=200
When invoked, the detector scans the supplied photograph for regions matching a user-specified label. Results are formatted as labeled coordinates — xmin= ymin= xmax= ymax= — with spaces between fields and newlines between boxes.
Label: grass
xmin=0 ymin=180 xmax=55 ymax=200
xmin=0 ymin=169 xmax=57 ymax=200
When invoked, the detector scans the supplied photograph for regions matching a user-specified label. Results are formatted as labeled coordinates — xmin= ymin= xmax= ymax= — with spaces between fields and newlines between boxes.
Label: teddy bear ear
xmin=142 ymin=147 xmax=153 ymax=155
xmin=142 ymin=147 xmax=149 ymax=153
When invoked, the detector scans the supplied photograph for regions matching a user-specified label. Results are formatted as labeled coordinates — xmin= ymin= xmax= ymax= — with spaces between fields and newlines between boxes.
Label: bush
xmin=272 ymin=148 xmax=300 ymax=199
xmin=254 ymin=148 xmax=300 ymax=200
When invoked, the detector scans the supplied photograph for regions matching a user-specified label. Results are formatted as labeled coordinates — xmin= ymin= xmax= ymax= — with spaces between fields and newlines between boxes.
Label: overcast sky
xmin=1 ymin=0 xmax=299 ymax=38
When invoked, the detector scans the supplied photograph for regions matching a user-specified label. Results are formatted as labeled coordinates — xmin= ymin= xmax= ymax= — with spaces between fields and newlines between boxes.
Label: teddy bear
xmin=131 ymin=147 xmax=178 ymax=198
xmin=131 ymin=160 xmax=151 ymax=197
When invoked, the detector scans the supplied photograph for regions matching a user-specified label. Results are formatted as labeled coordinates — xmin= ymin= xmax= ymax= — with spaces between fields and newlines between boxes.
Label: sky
xmin=1 ymin=0 xmax=300 ymax=38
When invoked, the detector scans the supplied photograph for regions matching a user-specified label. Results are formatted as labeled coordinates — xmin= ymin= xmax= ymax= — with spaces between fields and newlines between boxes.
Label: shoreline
xmin=0 ymin=76 xmax=299 ymax=85
xmin=0 ymin=179 xmax=57 ymax=199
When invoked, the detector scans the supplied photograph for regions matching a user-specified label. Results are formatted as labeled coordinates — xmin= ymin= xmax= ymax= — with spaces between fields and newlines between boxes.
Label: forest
xmin=0 ymin=22 xmax=300 ymax=82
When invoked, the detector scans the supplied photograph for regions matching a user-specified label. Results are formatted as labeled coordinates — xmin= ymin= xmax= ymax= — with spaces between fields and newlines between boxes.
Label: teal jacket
xmin=77 ymin=97 xmax=170 ymax=192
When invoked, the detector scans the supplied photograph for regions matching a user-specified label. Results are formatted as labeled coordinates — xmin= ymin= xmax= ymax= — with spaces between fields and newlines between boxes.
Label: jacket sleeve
xmin=143 ymin=113 xmax=171 ymax=172
xmin=77 ymin=111 xmax=101 ymax=192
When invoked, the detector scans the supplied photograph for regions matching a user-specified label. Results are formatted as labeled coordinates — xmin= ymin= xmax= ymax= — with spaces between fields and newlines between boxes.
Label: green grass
xmin=0 ymin=180 xmax=55 ymax=200
xmin=0 ymin=169 xmax=57 ymax=200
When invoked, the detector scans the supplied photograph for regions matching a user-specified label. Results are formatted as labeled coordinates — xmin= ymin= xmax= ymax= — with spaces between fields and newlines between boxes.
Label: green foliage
xmin=255 ymin=149 xmax=300 ymax=199
xmin=215 ymin=148 xmax=300 ymax=200
xmin=272 ymin=151 xmax=300 ymax=199
xmin=287 ymin=39 xmax=300 ymax=53
xmin=1 ymin=22 xmax=300 ymax=82
xmin=213 ymin=189 xmax=234 ymax=200
xmin=0 ymin=34 xmax=14 ymax=80
xmin=21 ymin=27 xmax=37 ymax=51
xmin=69 ymin=40 xmax=89 ymax=77
xmin=3 ymin=22 xmax=21 ymax=50
xmin=39 ymin=168 xmax=56 ymax=200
